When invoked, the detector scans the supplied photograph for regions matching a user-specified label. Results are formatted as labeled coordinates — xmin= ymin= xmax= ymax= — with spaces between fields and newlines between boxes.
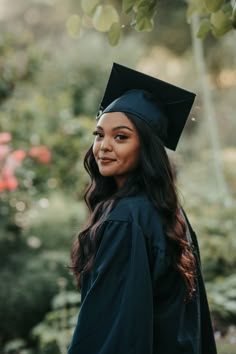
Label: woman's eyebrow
xmin=96 ymin=125 xmax=133 ymax=132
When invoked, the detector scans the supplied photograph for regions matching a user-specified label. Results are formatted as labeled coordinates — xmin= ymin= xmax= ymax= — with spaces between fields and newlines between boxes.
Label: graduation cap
xmin=98 ymin=63 xmax=196 ymax=150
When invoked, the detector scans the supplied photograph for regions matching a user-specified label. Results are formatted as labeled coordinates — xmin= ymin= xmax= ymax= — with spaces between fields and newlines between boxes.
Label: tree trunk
xmin=190 ymin=13 xmax=231 ymax=203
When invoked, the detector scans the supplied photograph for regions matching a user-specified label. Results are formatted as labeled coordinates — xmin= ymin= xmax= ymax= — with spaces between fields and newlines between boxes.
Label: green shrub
xmin=3 ymin=338 xmax=33 ymax=354
xmin=31 ymin=291 xmax=80 ymax=354
xmin=207 ymin=275 xmax=236 ymax=325
xmin=0 ymin=249 xmax=71 ymax=342
xmin=22 ymin=192 xmax=87 ymax=251
xmin=0 ymin=192 xmax=84 ymax=346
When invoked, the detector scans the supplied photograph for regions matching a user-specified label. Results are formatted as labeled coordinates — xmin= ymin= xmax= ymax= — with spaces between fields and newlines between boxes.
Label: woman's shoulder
xmin=103 ymin=195 xmax=165 ymax=250
xmin=106 ymin=195 xmax=147 ymax=219
xmin=106 ymin=194 xmax=162 ymax=230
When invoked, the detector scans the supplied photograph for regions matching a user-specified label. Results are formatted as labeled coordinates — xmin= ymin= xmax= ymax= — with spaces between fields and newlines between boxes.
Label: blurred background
xmin=0 ymin=0 xmax=235 ymax=353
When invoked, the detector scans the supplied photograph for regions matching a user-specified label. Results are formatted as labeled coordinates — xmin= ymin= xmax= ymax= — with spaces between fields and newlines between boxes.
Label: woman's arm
xmin=68 ymin=220 xmax=153 ymax=354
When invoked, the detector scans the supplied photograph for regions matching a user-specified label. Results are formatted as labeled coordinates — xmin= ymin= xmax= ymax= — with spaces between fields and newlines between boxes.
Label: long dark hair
xmin=69 ymin=114 xmax=196 ymax=298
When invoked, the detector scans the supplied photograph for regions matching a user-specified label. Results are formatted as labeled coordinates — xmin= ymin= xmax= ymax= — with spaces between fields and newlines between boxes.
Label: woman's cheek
xmin=92 ymin=143 xmax=98 ymax=158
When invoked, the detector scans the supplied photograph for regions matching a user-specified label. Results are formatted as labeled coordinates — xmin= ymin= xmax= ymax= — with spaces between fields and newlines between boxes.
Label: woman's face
xmin=93 ymin=112 xmax=140 ymax=188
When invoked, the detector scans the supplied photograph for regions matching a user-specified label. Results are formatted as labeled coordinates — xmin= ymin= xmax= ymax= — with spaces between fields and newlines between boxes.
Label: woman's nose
xmin=100 ymin=137 xmax=112 ymax=151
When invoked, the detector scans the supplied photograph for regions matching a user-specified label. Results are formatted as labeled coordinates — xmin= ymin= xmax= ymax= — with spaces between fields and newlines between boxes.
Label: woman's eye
xmin=115 ymin=134 xmax=128 ymax=140
xmin=93 ymin=131 xmax=103 ymax=138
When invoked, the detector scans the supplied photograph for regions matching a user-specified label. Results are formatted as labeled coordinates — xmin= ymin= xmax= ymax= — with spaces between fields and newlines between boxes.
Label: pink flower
xmin=0 ymin=132 xmax=12 ymax=144
xmin=29 ymin=145 xmax=52 ymax=164
xmin=0 ymin=176 xmax=18 ymax=191
xmin=5 ymin=176 xmax=18 ymax=191
xmin=0 ymin=145 xmax=10 ymax=160
xmin=12 ymin=150 xmax=26 ymax=161
xmin=2 ymin=155 xmax=19 ymax=178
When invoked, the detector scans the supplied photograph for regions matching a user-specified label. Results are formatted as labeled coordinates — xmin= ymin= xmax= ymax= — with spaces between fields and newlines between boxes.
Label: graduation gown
xmin=68 ymin=195 xmax=217 ymax=354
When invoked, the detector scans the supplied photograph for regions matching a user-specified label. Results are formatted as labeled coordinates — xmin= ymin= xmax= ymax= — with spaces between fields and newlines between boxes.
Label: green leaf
xmin=4 ymin=339 xmax=26 ymax=352
xmin=81 ymin=0 xmax=101 ymax=16
xmin=135 ymin=0 xmax=154 ymax=15
xmin=92 ymin=5 xmax=119 ymax=32
xmin=197 ymin=18 xmax=212 ymax=38
xmin=210 ymin=9 xmax=233 ymax=31
xmin=135 ymin=16 xmax=154 ymax=32
xmin=221 ymin=3 xmax=233 ymax=14
xmin=66 ymin=14 xmax=81 ymax=38
xmin=136 ymin=0 xmax=149 ymax=9
xmin=204 ymin=0 xmax=224 ymax=13
xmin=211 ymin=23 xmax=232 ymax=37
xmin=108 ymin=22 xmax=121 ymax=46
xmin=187 ymin=0 xmax=208 ymax=21
xmin=186 ymin=1 xmax=198 ymax=21
xmin=122 ymin=0 xmax=137 ymax=14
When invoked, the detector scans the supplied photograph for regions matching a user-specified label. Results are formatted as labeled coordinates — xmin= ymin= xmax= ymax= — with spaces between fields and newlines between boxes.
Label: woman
xmin=68 ymin=63 xmax=217 ymax=354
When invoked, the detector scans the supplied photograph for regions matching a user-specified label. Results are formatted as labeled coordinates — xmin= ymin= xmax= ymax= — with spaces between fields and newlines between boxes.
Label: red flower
xmin=12 ymin=150 xmax=26 ymax=161
xmin=0 ymin=176 xmax=18 ymax=191
xmin=29 ymin=145 xmax=51 ymax=164
xmin=5 ymin=176 xmax=18 ymax=191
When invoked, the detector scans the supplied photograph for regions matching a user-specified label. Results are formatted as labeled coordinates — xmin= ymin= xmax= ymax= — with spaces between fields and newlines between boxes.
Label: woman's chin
xmin=98 ymin=169 xmax=114 ymax=177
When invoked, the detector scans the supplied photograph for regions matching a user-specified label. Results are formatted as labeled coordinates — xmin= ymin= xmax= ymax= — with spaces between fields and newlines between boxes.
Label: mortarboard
xmin=97 ymin=63 xmax=196 ymax=150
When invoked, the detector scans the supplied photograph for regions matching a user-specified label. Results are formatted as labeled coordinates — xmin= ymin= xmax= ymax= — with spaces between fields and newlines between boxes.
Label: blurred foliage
xmin=207 ymin=275 xmax=236 ymax=324
xmin=72 ymin=0 xmax=236 ymax=46
xmin=187 ymin=200 xmax=236 ymax=280
xmin=31 ymin=291 xmax=80 ymax=354
xmin=22 ymin=193 xmax=87 ymax=250
xmin=188 ymin=0 xmax=236 ymax=38
xmin=215 ymin=326 xmax=236 ymax=354
xmin=0 ymin=31 xmax=43 ymax=104
xmin=3 ymin=338 xmax=33 ymax=354
xmin=0 ymin=249 xmax=67 ymax=340
xmin=0 ymin=0 xmax=235 ymax=353
xmin=0 ymin=192 xmax=84 ymax=345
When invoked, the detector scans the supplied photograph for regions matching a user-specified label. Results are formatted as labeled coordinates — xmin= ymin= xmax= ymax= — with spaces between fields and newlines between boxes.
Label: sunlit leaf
xmin=92 ymin=5 xmax=119 ymax=32
xmin=81 ymin=0 xmax=100 ymax=16
xmin=210 ymin=9 xmax=233 ymax=32
xmin=204 ymin=0 xmax=224 ymax=13
xmin=187 ymin=0 xmax=208 ymax=21
xmin=197 ymin=18 xmax=211 ymax=38
xmin=4 ymin=339 xmax=26 ymax=352
xmin=221 ymin=2 xmax=233 ymax=14
xmin=136 ymin=0 xmax=149 ymax=9
xmin=134 ymin=0 xmax=147 ymax=12
xmin=186 ymin=1 xmax=198 ymax=21
xmin=66 ymin=14 xmax=81 ymax=38
xmin=108 ymin=22 xmax=121 ymax=46
xmin=135 ymin=16 xmax=154 ymax=32
xmin=122 ymin=0 xmax=137 ymax=14
xmin=211 ymin=23 xmax=232 ymax=37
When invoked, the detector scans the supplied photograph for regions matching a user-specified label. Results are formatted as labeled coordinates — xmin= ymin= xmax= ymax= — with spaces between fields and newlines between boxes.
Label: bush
xmin=31 ymin=291 xmax=81 ymax=354
xmin=207 ymin=275 xmax=236 ymax=326
xmin=0 ymin=249 xmax=70 ymax=342
xmin=0 ymin=192 xmax=86 ymax=346
xmin=22 ymin=192 xmax=87 ymax=251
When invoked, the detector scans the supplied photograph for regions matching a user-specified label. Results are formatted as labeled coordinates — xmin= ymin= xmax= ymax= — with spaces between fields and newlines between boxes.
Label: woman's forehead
xmin=96 ymin=112 xmax=135 ymax=130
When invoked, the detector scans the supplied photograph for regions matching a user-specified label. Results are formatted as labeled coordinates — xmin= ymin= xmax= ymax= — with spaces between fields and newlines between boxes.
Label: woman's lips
xmin=98 ymin=157 xmax=116 ymax=164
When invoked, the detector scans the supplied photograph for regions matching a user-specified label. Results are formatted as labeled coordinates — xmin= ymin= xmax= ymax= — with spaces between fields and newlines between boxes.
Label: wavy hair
xmin=69 ymin=113 xmax=196 ymax=299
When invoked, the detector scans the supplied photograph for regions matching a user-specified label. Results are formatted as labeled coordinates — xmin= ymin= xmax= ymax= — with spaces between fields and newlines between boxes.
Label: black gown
xmin=68 ymin=195 xmax=217 ymax=354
